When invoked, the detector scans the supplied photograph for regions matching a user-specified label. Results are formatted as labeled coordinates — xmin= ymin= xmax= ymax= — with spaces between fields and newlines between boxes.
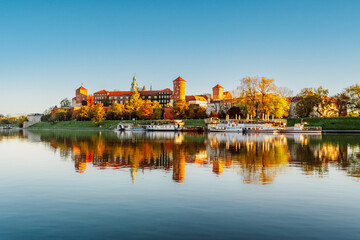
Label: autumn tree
xmin=172 ymin=100 xmax=189 ymax=119
xmin=238 ymin=76 xmax=289 ymax=118
xmin=86 ymin=95 xmax=94 ymax=107
xmin=239 ymin=76 xmax=259 ymax=116
xmin=89 ymin=104 xmax=105 ymax=123
xmin=76 ymin=106 xmax=90 ymax=121
xmin=106 ymin=103 xmax=126 ymax=120
xmin=333 ymin=91 xmax=349 ymax=117
xmin=345 ymin=84 xmax=360 ymax=115
xmin=268 ymin=94 xmax=290 ymax=118
xmin=258 ymin=77 xmax=276 ymax=114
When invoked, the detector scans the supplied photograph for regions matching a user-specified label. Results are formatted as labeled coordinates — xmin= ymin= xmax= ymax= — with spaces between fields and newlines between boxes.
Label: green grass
xmin=29 ymin=120 xmax=121 ymax=130
xmin=287 ymin=117 xmax=360 ymax=130
xmin=29 ymin=119 xmax=207 ymax=130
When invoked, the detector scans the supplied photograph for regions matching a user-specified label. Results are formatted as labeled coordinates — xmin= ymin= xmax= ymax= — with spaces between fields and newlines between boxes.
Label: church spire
xmin=131 ymin=74 xmax=138 ymax=92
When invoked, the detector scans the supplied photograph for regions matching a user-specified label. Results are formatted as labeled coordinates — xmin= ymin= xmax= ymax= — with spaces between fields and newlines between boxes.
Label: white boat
xmin=115 ymin=123 xmax=145 ymax=131
xmin=145 ymin=120 xmax=184 ymax=131
xmin=207 ymin=120 xmax=279 ymax=133
xmin=242 ymin=123 xmax=279 ymax=133
xmin=207 ymin=121 xmax=244 ymax=133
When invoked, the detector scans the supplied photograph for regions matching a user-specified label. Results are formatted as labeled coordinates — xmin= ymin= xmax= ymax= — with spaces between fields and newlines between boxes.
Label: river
xmin=1 ymin=130 xmax=360 ymax=239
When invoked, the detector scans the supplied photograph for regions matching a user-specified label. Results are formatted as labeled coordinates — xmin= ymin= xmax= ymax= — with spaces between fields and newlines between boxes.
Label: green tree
xmin=295 ymin=87 xmax=328 ymax=117
xmin=52 ymin=109 xmax=68 ymax=121
xmin=60 ymin=98 xmax=71 ymax=108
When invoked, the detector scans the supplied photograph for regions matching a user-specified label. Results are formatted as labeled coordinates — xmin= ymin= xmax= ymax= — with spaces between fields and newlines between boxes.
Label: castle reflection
xmin=16 ymin=130 xmax=360 ymax=184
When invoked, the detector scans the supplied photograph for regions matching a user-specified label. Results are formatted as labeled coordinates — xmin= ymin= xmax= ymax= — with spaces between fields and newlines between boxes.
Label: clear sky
xmin=1 ymin=0 xmax=359 ymax=115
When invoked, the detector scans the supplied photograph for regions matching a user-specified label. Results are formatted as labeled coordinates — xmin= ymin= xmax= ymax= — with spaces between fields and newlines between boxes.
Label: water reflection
xmin=4 ymin=130 xmax=360 ymax=183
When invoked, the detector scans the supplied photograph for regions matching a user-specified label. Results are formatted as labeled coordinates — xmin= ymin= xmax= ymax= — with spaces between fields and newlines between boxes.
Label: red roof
xmin=185 ymin=95 xmax=207 ymax=102
xmin=94 ymin=90 xmax=108 ymax=94
xmin=173 ymin=76 xmax=186 ymax=82
xmin=213 ymin=84 xmax=224 ymax=89
xmin=160 ymin=88 xmax=172 ymax=92
xmin=108 ymin=91 xmax=132 ymax=95
xmin=79 ymin=86 xmax=87 ymax=90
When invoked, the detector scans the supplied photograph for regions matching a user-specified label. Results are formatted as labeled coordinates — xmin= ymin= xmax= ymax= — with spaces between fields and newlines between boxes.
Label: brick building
xmin=72 ymin=86 xmax=88 ymax=107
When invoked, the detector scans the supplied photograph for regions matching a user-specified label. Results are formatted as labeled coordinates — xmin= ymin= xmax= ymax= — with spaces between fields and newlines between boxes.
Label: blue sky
xmin=1 ymin=0 xmax=359 ymax=115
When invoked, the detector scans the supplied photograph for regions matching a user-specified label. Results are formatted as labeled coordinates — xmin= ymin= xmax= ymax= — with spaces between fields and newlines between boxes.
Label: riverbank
xmin=27 ymin=117 xmax=360 ymax=131
xmin=287 ymin=117 xmax=360 ymax=130
xmin=29 ymin=119 xmax=206 ymax=130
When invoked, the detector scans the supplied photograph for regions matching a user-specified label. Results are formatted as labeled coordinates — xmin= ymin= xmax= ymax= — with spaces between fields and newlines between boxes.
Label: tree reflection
xmin=15 ymin=130 xmax=360 ymax=184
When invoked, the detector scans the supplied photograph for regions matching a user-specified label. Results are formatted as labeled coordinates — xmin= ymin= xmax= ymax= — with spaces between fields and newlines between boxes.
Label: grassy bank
xmin=29 ymin=119 xmax=207 ymax=130
xmin=287 ymin=117 xmax=360 ymax=130
xmin=29 ymin=120 xmax=121 ymax=130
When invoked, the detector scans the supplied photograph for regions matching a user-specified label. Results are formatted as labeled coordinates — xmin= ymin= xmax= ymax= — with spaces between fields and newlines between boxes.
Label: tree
xmin=106 ymin=103 xmax=126 ymax=120
xmin=345 ymin=84 xmax=360 ymax=115
xmin=52 ymin=109 xmax=68 ymax=121
xmin=89 ymin=104 xmax=105 ymax=123
xmin=76 ymin=106 xmax=90 ymax=121
xmin=1 ymin=119 xmax=10 ymax=125
xmin=41 ymin=106 xmax=55 ymax=122
xmin=137 ymin=100 xmax=153 ymax=119
xmin=172 ymin=100 xmax=189 ymax=119
xmin=87 ymin=95 xmax=94 ymax=107
xmin=239 ymin=76 xmax=259 ymax=116
xmin=227 ymin=106 xmax=241 ymax=119
xmin=334 ymin=91 xmax=350 ymax=116
xmin=268 ymin=94 xmax=290 ymax=118
xmin=295 ymin=87 xmax=328 ymax=117
xmin=17 ymin=116 xmax=28 ymax=128
xmin=258 ymin=77 xmax=276 ymax=115
xmin=60 ymin=98 xmax=71 ymax=108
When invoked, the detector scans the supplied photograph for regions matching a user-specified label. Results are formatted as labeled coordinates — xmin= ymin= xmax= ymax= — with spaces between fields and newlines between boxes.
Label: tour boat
xmin=207 ymin=121 xmax=244 ymax=133
xmin=242 ymin=123 xmax=279 ymax=133
xmin=207 ymin=120 xmax=280 ymax=133
xmin=115 ymin=123 xmax=145 ymax=131
xmin=145 ymin=120 xmax=184 ymax=131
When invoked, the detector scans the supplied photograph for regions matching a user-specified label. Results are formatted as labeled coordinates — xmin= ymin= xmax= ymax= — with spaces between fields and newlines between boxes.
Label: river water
xmin=1 ymin=130 xmax=360 ymax=239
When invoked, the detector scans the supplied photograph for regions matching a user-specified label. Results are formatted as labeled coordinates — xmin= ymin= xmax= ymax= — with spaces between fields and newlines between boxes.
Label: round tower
xmin=173 ymin=76 xmax=186 ymax=101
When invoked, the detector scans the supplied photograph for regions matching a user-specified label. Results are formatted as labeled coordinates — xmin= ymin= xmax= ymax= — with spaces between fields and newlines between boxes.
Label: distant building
xmin=72 ymin=86 xmax=88 ymax=107
xmin=94 ymin=88 xmax=173 ymax=107
xmin=23 ymin=113 xmax=43 ymax=128
xmin=185 ymin=95 xmax=208 ymax=108
xmin=172 ymin=76 xmax=186 ymax=101
xmin=131 ymin=74 xmax=138 ymax=91
xmin=212 ymin=84 xmax=224 ymax=100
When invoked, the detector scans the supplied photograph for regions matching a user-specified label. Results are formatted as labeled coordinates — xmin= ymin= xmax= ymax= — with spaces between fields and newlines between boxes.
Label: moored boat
xmin=207 ymin=120 xmax=244 ymax=133
xmin=115 ymin=123 xmax=145 ymax=131
xmin=145 ymin=120 xmax=184 ymax=131
xmin=207 ymin=119 xmax=280 ymax=133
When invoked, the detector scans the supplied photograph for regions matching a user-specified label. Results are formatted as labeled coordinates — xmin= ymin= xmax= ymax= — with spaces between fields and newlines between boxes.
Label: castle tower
xmin=172 ymin=76 xmax=186 ymax=101
xmin=212 ymin=84 xmax=224 ymax=101
xmin=75 ymin=86 xmax=88 ymax=105
xmin=131 ymin=74 xmax=138 ymax=92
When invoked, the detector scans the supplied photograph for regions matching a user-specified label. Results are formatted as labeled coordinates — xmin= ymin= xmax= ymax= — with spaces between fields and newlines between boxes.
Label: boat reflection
xmin=14 ymin=130 xmax=360 ymax=184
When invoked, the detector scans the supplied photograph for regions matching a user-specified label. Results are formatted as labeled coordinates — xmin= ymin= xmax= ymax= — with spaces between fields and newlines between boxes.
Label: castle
xmin=72 ymin=75 xmax=233 ymax=110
